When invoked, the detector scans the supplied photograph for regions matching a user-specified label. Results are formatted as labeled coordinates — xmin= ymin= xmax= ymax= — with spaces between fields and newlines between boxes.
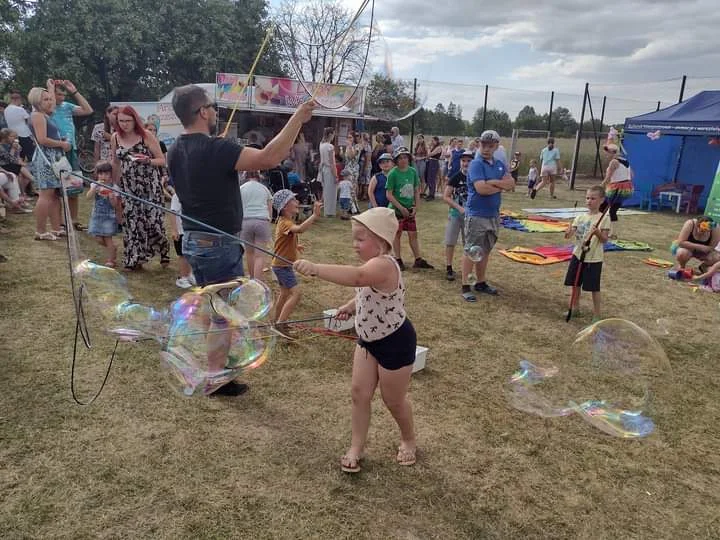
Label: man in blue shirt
xmin=461 ymin=130 xmax=515 ymax=301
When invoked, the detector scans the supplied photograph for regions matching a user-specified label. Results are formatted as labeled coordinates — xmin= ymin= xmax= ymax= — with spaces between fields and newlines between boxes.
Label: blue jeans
xmin=183 ymin=230 xmax=244 ymax=286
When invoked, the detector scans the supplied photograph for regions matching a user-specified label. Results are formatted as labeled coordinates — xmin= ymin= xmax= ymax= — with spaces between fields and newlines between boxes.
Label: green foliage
xmin=469 ymin=107 xmax=512 ymax=136
xmin=2 ymin=0 xmax=282 ymax=110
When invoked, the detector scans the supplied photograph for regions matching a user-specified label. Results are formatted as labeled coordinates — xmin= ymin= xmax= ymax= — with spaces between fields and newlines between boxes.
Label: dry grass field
xmin=1 ymin=185 xmax=719 ymax=539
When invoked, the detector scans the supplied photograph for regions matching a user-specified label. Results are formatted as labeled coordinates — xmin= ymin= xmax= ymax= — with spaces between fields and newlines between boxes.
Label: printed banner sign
xmin=253 ymin=75 xmax=362 ymax=113
xmin=215 ymin=72 xmax=251 ymax=104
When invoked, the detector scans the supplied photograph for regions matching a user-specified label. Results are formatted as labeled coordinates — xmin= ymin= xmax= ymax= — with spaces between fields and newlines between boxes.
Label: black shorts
xmin=18 ymin=137 xmax=36 ymax=161
xmin=2 ymin=163 xmax=22 ymax=175
xmin=358 ymin=318 xmax=417 ymax=371
xmin=173 ymin=234 xmax=183 ymax=257
xmin=564 ymin=255 xmax=602 ymax=292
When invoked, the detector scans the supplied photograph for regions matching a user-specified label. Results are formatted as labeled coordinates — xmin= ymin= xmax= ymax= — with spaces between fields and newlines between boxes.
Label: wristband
xmin=70 ymin=91 xmax=78 ymax=96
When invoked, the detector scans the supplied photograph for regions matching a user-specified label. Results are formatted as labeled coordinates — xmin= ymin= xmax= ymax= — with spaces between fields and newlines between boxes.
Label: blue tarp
xmin=622 ymin=91 xmax=720 ymax=209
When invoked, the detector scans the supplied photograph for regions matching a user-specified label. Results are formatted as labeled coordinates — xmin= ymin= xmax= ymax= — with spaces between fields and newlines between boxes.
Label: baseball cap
xmin=479 ymin=130 xmax=500 ymax=143
xmin=461 ymin=151 xmax=474 ymax=160
xmin=377 ymin=152 xmax=393 ymax=163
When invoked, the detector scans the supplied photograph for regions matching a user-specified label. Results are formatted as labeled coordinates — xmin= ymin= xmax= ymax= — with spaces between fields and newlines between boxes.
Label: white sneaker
xmin=188 ymin=273 xmax=197 ymax=286
xmin=175 ymin=276 xmax=193 ymax=289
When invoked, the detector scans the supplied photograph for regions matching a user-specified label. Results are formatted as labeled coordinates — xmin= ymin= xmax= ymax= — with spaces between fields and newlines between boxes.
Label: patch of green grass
xmin=1 ymin=188 xmax=718 ymax=539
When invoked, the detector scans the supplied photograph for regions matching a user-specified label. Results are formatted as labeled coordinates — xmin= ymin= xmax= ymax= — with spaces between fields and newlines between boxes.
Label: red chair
xmin=680 ymin=185 xmax=704 ymax=214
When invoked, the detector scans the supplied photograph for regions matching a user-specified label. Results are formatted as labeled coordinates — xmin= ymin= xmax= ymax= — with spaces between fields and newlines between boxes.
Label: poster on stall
xmin=705 ymin=159 xmax=720 ymax=222
xmin=215 ymin=73 xmax=251 ymax=105
xmin=111 ymin=101 xmax=183 ymax=146
xmin=254 ymin=75 xmax=363 ymax=113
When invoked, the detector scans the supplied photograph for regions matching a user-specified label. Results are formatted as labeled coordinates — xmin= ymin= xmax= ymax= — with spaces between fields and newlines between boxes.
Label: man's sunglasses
xmin=194 ymin=102 xmax=218 ymax=114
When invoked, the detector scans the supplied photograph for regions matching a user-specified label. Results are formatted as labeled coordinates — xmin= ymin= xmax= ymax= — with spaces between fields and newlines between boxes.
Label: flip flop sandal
xmin=462 ymin=291 xmax=477 ymax=303
xmin=73 ymin=222 xmax=88 ymax=231
xmin=340 ymin=454 xmax=363 ymax=473
xmin=397 ymin=447 xmax=417 ymax=467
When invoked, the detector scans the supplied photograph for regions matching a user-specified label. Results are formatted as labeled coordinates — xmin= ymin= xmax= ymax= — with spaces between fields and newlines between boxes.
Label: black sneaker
xmin=210 ymin=381 xmax=249 ymax=397
xmin=474 ymin=282 xmax=498 ymax=295
xmin=396 ymin=258 xmax=406 ymax=271
xmin=413 ymin=258 xmax=434 ymax=269
xmin=446 ymin=269 xmax=456 ymax=281
xmin=530 ymin=189 xmax=537 ymax=200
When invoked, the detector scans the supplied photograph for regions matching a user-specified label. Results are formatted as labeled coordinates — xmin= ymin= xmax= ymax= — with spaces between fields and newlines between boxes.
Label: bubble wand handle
xmin=221 ymin=27 xmax=274 ymax=138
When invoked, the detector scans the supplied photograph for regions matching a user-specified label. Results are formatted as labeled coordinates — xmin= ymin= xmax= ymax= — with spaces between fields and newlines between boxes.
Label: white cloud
xmin=364 ymin=0 xmax=720 ymax=122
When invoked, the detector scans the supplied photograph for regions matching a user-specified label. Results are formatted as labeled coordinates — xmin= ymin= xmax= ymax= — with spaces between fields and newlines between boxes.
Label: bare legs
xmin=34 ymin=188 xmax=61 ymax=234
xmin=342 ymin=346 xmax=416 ymax=469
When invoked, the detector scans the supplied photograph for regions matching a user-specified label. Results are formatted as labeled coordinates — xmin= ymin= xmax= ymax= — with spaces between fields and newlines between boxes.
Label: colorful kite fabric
xmin=499 ymin=241 xmax=653 ymax=265
xmin=500 ymin=214 xmax=569 ymax=233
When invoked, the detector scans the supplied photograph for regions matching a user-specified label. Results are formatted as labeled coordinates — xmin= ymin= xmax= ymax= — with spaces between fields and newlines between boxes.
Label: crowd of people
xmin=3 ymin=80 xmax=720 ymax=473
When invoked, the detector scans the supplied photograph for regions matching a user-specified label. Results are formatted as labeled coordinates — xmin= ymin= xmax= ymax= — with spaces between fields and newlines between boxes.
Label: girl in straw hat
xmin=294 ymin=207 xmax=417 ymax=473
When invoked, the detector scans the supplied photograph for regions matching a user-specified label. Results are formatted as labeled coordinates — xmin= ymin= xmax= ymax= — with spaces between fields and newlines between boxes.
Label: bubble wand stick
xmin=565 ymin=192 xmax=617 ymax=322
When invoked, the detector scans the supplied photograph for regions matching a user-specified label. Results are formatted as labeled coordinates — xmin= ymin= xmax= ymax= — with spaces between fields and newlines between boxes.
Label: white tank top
xmin=610 ymin=160 xmax=630 ymax=183
xmin=355 ymin=255 xmax=406 ymax=342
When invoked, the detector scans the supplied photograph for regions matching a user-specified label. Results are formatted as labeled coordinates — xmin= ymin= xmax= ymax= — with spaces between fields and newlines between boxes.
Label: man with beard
xmin=168 ymin=84 xmax=315 ymax=396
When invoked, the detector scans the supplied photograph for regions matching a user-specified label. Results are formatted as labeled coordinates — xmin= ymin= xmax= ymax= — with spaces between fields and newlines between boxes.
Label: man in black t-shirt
xmin=168 ymin=84 xmax=314 ymax=397
xmin=441 ymin=151 xmax=472 ymax=281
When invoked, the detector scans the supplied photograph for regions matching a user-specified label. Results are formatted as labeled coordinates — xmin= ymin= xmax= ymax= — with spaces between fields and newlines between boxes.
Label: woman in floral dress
xmin=110 ymin=105 xmax=169 ymax=270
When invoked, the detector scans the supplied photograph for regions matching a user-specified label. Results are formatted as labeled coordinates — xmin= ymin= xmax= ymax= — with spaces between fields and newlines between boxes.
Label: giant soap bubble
xmin=73 ymin=259 xmax=275 ymax=397
xmin=505 ymin=319 xmax=671 ymax=437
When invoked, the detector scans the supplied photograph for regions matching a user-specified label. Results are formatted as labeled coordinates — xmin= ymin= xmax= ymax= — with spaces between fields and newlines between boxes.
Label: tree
xmin=364 ymin=73 xmax=414 ymax=132
xmin=551 ymin=106 xmax=577 ymax=137
xmin=275 ymin=0 xmax=374 ymax=84
xmin=515 ymin=105 xmax=545 ymax=131
xmin=4 ymin=0 xmax=282 ymax=108
xmin=469 ymin=108 xmax=512 ymax=136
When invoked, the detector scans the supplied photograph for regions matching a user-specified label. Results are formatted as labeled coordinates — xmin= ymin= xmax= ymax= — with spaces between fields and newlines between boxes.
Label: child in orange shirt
xmin=271 ymin=189 xmax=322 ymax=323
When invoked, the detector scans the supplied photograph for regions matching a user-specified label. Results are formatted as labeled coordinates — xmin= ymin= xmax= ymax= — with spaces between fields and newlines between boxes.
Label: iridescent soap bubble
xmin=113 ymin=301 xmax=170 ymax=341
xmin=465 ymin=244 xmax=485 ymax=262
xmin=160 ymin=282 xmax=274 ymax=397
xmin=226 ymin=279 xmax=272 ymax=320
xmin=505 ymin=319 xmax=671 ymax=437
xmin=505 ymin=360 xmax=574 ymax=417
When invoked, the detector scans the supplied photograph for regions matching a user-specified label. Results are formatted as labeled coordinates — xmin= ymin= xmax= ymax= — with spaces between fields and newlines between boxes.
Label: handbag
xmin=51 ymin=156 xmax=84 ymax=195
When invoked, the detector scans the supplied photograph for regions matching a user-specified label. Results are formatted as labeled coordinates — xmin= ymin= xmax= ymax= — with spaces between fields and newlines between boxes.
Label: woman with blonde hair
xmin=28 ymin=84 xmax=70 ymax=240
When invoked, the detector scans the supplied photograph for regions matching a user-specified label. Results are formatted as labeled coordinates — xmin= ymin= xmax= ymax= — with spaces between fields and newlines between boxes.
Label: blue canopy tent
xmin=622 ymin=91 xmax=720 ymax=209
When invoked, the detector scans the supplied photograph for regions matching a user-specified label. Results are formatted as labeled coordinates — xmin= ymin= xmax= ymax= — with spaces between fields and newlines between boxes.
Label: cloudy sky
xmin=273 ymin=0 xmax=720 ymax=123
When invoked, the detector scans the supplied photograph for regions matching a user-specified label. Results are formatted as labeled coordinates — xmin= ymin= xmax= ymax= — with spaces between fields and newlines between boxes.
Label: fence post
xmin=592 ymin=96 xmax=607 ymax=177
xmin=570 ymin=83 xmax=588 ymax=190
xmin=481 ymin=84 xmax=488 ymax=132
xmin=547 ymin=91 xmax=554 ymax=134
xmin=410 ymin=78 xmax=417 ymax=151
xmin=679 ymin=75 xmax=687 ymax=103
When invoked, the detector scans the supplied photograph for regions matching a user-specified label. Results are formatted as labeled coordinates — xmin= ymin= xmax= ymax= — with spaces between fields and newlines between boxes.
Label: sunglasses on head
xmin=194 ymin=102 xmax=218 ymax=114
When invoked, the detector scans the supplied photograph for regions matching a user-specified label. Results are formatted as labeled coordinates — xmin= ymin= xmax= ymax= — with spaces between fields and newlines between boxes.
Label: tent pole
xmin=481 ymin=85 xmax=489 ymax=132
xmin=672 ymin=137 xmax=685 ymax=185
xmin=547 ymin=91 xmax=554 ymax=134
xmin=593 ymin=96 xmax=606 ymax=177
xmin=570 ymin=83 xmax=588 ymax=190
xmin=409 ymin=78 xmax=417 ymax=152
xmin=679 ymin=75 xmax=687 ymax=103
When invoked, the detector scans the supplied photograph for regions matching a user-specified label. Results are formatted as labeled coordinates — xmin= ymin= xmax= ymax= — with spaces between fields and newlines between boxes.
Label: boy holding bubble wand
xmin=564 ymin=186 xmax=613 ymax=322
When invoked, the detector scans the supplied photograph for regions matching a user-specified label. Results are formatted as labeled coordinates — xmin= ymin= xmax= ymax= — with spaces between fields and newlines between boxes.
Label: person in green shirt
xmin=385 ymin=147 xmax=433 ymax=270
